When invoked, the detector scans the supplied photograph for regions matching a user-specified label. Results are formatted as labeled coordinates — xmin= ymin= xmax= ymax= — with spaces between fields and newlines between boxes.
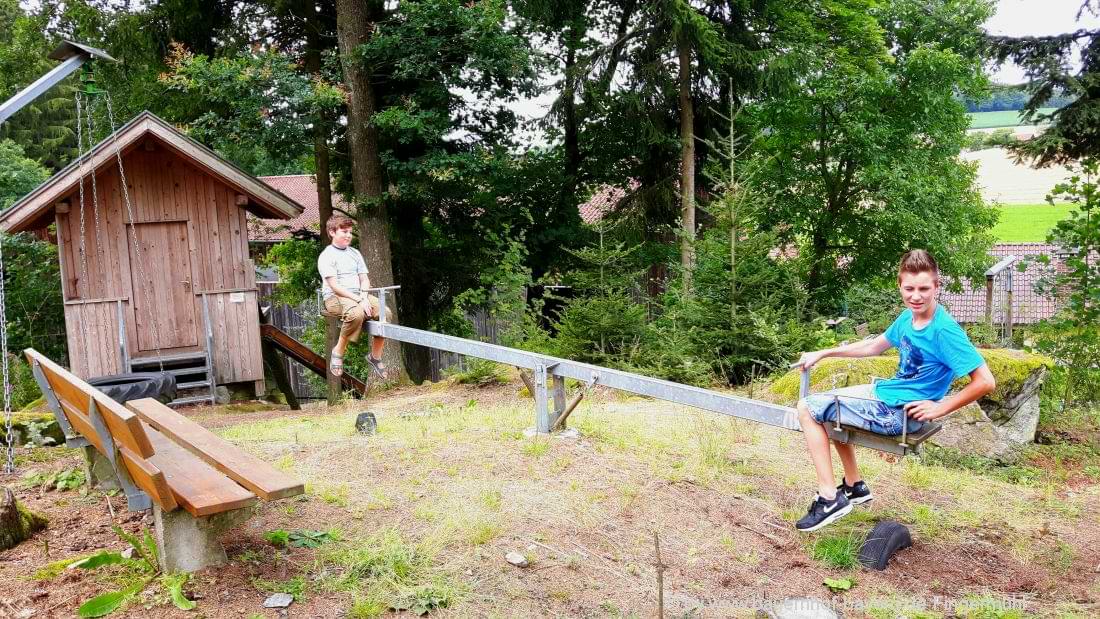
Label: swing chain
xmin=1 ymin=190 xmax=11 ymax=473
xmin=104 ymin=92 xmax=165 ymax=369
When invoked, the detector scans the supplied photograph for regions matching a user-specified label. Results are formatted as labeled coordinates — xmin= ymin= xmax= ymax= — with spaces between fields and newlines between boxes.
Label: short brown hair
xmin=326 ymin=215 xmax=354 ymax=236
xmin=898 ymin=249 xmax=939 ymax=283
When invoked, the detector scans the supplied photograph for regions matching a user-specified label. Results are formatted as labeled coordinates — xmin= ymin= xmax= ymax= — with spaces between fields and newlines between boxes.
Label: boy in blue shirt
xmin=793 ymin=250 xmax=996 ymax=532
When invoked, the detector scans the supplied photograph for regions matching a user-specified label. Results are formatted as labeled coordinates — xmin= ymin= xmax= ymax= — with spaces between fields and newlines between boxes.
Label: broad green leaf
xmin=164 ymin=574 xmax=196 ymax=611
xmin=77 ymin=591 xmax=129 ymax=618
xmin=823 ymin=577 xmax=854 ymax=592
xmin=71 ymin=552 xmax=125 ymax=570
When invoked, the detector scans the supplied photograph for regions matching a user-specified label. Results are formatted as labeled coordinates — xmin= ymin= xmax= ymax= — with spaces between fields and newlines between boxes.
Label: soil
xmin=1 ymin=379 xmax=1098 ymax=618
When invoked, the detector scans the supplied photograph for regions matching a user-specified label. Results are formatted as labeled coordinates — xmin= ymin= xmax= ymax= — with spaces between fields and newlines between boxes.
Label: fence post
xmin=1005 ymin=268 xmax=1014 ymax=345
xmin=985 ymin=275 xmax=994 ymax=328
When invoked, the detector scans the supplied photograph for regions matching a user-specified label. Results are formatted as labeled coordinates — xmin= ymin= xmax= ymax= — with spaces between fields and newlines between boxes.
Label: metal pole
xmin=0 ymin=55 xmax=87 ymax=124
xmin=985 ymin=276 xmax=994 ymax=328
xmin=533 ymin=363 xmax=551 ymax=433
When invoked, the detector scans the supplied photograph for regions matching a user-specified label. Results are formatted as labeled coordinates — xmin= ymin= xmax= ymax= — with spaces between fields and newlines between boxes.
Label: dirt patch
xmin=2 ymin=380 xmax=1099 ymax=617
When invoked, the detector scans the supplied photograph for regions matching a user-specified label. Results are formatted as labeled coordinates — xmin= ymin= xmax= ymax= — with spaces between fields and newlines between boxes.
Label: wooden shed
xmin=0 ymin=111 xmax=304 ymax=404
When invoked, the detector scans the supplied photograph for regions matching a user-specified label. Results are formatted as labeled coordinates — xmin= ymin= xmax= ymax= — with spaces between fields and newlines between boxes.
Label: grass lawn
xmin=993 ymin=202 xmax=1074 ymax=242
xmin=4 ymin=370 xmax=1099 ymax=617
xmin=969 ymin=107 xmax=1057 ymax=129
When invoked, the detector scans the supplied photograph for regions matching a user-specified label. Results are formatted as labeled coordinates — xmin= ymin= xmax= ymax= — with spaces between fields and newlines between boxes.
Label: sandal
xmin=330 ymin=353 xmax=344 ymax=377
xmin=366 ymin=355 xmax=387 ymax=379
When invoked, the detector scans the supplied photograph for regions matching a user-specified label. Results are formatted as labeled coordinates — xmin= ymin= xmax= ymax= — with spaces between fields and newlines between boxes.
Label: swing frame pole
xmin=0 ymin=41 xmax=116 ymax=125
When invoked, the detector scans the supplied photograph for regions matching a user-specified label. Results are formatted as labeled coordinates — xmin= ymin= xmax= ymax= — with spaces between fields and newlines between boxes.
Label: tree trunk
xmin=335 ymin=0 xmax=403 ymax=376
xmin=0 ymin=486 xmax=47 ymax=551
xmin=305 ymin=23 xmax=334 ymax=244
xmin=678 ymin=35 xmax=695 ymax=295
xmin=561 ymin=24 xmax=581 ymax=222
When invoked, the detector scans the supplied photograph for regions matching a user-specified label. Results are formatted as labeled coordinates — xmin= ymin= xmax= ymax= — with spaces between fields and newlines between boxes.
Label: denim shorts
xmin=803 ymin=384 xmax=924 ymax=437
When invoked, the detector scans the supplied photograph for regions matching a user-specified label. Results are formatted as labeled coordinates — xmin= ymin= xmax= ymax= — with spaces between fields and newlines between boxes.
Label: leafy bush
xmin=841 ymin=282 xmax=904 ymax=335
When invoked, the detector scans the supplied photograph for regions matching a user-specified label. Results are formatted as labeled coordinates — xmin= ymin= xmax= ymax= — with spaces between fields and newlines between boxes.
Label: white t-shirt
xmin=318 ymin=244 xmax=368 ymax=299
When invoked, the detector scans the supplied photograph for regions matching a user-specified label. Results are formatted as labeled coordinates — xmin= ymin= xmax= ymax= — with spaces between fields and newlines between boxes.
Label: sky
xmin=985 ymin=0 xmax=1100 ymax=83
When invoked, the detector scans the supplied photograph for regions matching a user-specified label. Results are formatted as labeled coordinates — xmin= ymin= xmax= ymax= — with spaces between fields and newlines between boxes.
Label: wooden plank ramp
xmin=259 ymin=324 xmax=368 ymax=396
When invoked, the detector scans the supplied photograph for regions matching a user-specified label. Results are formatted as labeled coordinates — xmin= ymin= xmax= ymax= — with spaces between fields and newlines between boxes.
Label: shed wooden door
xmin=129 ymin=221 xmax=199 ymax=351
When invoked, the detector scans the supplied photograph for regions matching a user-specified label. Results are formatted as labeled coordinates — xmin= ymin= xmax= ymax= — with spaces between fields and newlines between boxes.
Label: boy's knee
xmin=345 ymin=305 xmax=366 ymax=324
xmin=796 ymin=400 xmax=816 ymax=424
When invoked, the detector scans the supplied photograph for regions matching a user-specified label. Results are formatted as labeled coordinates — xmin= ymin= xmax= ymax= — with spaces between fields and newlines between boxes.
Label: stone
xmin=82 ymin=446 xmax=120 ymax=491
xmin=505 ymin=551 xmax=529 ymax=567
xmin=555 ymin=427 xmax=581 ymax=439
xmin=756 ymin=597 xmax=841 ymax=619
xmin=263 ymin=593 xmax=294 ymax=609
xmin=214 ymin=386 xmax=231 ymax=405
xmin=0 ymin=486 xmax=48 ymax=551
xmin=930 ymin=398 xmax=1040 ymax=462
xmin=355 ymin=412 xmax=378 ymax=435
xmin=154 ymin=504 xmax=255 ymax=573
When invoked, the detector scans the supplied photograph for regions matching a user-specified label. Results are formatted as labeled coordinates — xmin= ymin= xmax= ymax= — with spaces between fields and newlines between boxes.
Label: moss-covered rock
xmin=0 ymin=411 xmax=64 ymax=447
xmin=0 ymin=486 xmax=48 ymax=550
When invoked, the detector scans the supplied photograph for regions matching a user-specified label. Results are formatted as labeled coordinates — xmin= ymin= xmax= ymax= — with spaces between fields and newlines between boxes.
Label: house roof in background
xmin=940 ymin=243 xmax=1064 ymax=324
xmin=249 ymin=175 xmax=354 ymax=242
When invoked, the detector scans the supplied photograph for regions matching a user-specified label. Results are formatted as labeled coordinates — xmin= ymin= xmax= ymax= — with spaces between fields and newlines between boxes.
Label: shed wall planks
xmin=55 ymin=143 xmax=263 ymax=384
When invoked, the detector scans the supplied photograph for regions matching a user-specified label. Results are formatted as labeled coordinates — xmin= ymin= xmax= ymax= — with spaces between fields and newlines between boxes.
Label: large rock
xmin=763 ymin=349 xmax=1051 ymax=460
xmin=0 ymin=411 xmax=64 ymax=447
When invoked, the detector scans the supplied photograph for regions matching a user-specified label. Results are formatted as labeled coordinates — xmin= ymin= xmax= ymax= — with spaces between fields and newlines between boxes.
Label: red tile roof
xmin=578 ymin=181 xmax=640 ymax=223
xmin=940 ymin=243 xmax=1065 ymax=324
xmin=249 ymin=175 xmax=354 ymax=242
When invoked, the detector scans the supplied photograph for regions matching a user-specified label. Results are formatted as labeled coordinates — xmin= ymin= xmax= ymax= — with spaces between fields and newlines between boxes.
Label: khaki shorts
xmin=323 ymin=295 xmax=388 ymax=342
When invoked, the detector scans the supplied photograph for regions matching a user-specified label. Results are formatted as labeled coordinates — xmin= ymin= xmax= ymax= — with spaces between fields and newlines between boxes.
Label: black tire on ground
xmin=858 ymin=520 xmax=912 ymax=571
xmin=88 ymin=372 xmax=177 ymax=404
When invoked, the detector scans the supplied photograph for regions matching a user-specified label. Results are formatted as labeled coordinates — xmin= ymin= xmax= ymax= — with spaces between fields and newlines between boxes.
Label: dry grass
xmin=200 ymin=383 xmax=1100 ymax=617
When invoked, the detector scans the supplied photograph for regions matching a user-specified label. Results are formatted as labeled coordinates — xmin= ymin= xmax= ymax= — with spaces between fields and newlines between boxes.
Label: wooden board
xmin=260 ymin=324 xmax=368 ymax=395
xmin=128 ymin=398 xmax=304 ymax=501
xmin=144 ymin=425 xmax=257 ymax=517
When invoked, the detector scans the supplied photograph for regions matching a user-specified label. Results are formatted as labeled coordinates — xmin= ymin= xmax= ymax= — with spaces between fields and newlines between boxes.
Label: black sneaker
xmin=838 ymin=478 xmax=873 ymax=505
xmin=795 ymin=492 xmax=852 ymax=532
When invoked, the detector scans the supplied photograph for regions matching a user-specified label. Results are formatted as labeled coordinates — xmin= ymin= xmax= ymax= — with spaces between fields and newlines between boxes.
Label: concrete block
xmin=82 ymin=446 xmax=120 ymax=491
xmin=154 ymin=505 xmax=254 ymax=573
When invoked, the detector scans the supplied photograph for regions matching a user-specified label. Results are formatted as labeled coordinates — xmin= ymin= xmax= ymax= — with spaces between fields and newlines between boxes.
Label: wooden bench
xmin=24 ymin=348 xmax=304 ymax=572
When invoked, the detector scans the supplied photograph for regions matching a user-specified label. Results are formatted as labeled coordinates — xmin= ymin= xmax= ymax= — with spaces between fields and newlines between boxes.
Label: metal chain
xmin=104 ymin=92 xmax=165 ymax=370
xmin=84 ymin=97 xmax=106 ymax=263
xmin=1 ymin=210 xmax=12 ymax=473
xmin=73 ymin=93 xmax=96 ymax=375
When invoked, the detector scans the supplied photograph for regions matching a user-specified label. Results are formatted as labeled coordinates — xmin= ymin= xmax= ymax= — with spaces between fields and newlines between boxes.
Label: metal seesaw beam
xmin=363 ymin=289 xmax=914 ymax=455
xmin=366 ymin=321 xmax=801 ymax=430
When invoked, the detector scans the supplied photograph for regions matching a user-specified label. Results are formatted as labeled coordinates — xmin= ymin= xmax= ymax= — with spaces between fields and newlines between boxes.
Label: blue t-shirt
xmin=873 ymin=305 xmax=984 ymax=407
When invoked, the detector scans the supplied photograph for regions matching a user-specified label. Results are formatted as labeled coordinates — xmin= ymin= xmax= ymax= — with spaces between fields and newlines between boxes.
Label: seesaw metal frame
xmin=365 ymin=286 xmax=928 ymax=456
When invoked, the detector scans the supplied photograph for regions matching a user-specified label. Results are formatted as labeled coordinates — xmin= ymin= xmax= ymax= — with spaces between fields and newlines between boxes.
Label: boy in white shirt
xmin=317 ymin=215 xmax=390 ymax=377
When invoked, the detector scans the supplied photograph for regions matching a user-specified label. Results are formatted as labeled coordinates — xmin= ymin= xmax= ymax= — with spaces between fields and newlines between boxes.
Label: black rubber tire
xmin=858 ymin=520 xmax=912 ymax=571
xmin=88 ymin=372 xmax=177 ymax=404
